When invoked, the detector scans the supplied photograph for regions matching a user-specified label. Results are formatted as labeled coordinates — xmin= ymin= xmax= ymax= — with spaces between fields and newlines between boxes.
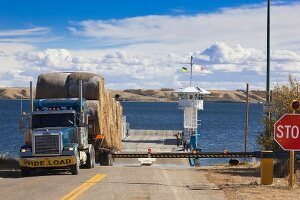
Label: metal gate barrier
xmin=112 ymin=151 xmax=290 ymax=159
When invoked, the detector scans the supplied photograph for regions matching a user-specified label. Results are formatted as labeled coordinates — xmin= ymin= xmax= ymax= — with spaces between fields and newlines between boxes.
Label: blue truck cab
xmin=19 ymin=98 xmax=95 ymax=176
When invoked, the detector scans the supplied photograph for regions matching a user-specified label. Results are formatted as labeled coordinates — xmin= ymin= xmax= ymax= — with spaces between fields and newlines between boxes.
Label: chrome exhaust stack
xmin=30 ymin=81 xmax=33 ymax=113
xmin=79 ymin=80 xmax=83 ymax=114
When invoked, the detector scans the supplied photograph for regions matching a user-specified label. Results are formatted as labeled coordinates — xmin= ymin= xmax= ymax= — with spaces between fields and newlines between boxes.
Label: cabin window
xmin=181 ymin=94 xmax=187 ymax=100
xmin=189 ymin=95 xmax=193 ymax=100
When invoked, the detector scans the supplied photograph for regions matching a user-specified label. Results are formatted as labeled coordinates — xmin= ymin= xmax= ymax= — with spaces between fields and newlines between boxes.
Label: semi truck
xmin=18 ymin=74 xmax=124 ymax=176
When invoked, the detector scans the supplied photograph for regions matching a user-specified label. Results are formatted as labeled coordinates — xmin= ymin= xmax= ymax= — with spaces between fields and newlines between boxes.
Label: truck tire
xmin=70 ymin=155 xmax=80 ymax=175
xmin=91 ymin=148 xmax=95 ymax=168
xmin=98 ymin=151 xmax=113 ymax=166
xmin=103 ymin=152 xmax=113 ymax=166
xmin=86 ymin=146 xmax=95 ymax=169
xmin=20 ymin=167 xmax=31 ymax=177
xmin=107 ymin=152 xmax=113 ymax=166
xmin=98 ymin=152 xmax=105 ymax=166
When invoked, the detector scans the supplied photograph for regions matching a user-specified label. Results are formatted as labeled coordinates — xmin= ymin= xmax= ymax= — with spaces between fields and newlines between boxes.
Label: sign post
xmin=274 ymin=100 xmax=300 ymax=188
xmin=290 ymin=109 xmax=296 ymax=188
xmin=289 ymin=150 xmax=295 ymax=188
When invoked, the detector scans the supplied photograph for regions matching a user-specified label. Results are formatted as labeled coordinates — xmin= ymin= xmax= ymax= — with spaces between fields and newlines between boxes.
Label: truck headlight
xmin=20 ymin=148 xmax=31 ymax=153
xmin=63 ymin=147 xmax=74 ymax=151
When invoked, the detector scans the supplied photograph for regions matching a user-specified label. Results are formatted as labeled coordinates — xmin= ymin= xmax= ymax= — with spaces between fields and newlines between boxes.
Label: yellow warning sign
xmin=19 ymin=156 xmax=75 ymax=168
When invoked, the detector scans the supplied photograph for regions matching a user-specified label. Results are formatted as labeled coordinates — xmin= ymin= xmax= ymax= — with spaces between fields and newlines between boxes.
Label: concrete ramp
xmin=117 ymin=129 xmax=187 ymax=166
xmin=123 ymin=129 xmax=182 ymax=152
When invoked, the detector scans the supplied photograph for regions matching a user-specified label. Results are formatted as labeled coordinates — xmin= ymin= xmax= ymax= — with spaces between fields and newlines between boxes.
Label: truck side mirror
xmin=18 ymin=114 xmax=29 ymax=132
xmin=18 ymin=117 xmax=25 ymax=131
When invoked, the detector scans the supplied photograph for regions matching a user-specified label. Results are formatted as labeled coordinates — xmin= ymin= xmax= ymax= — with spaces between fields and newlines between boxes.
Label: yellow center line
xmin=60 ymin=174 xmax=107 ymax=200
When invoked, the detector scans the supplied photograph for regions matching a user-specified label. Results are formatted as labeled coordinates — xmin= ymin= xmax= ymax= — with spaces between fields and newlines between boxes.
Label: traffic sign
xmin=290 ymin=100 xmax=300 ymax=111
xmin=274 ymin=114 xmax=300 ymax=150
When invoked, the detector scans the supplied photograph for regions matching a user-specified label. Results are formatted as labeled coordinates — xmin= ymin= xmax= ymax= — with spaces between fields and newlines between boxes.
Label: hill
xmin=0 ymin=87 xmax=265 ymax=103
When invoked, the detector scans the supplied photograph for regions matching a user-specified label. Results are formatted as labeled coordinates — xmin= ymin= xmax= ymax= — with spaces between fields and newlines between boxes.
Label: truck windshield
xmin=32 ymin=113 xmax=75 ymax=129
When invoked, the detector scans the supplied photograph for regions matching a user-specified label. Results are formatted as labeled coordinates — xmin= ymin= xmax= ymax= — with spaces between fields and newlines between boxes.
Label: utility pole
xmin=244 ymin=83 xmax=249 ymax=161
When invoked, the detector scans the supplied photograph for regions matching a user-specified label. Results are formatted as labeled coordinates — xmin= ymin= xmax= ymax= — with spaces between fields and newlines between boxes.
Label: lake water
xmin=0 ymin=100 xmax=263 ymax=164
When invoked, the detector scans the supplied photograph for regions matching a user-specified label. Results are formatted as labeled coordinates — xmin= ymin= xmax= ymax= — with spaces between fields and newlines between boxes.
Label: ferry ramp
xmin=115 ymin=129 xmax=188 ymax=166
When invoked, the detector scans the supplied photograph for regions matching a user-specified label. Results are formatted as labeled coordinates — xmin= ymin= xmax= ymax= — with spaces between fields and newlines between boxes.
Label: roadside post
xmin=261 ymin=151 xmax=274 ymax=185
xmin=289 ymin=100 xmax=299 ymax=188
xmin=148 ymin=148 xmax=151 ymax=158
xmin=274 ymin=100 xmax=300 ymax=188
xmin=244 ymin=83 xmax=249 ymax=162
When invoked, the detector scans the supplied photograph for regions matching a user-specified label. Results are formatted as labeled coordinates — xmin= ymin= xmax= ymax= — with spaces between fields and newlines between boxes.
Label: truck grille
xmin=34 ymin=134 xmax=60 ymax=155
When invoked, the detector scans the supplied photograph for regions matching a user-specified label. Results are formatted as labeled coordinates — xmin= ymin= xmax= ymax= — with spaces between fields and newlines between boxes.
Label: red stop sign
xmin=274 ymin=114 xmax=300 ymax=150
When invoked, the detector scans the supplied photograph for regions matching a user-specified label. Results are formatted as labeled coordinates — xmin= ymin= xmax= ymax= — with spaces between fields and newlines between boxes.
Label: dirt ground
xmin=202 ymin=163 xmax=300 ymax=200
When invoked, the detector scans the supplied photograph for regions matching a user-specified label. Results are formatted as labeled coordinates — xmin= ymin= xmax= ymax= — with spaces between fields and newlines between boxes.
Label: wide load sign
xmin=274 ymin=114 xmax=300 ymax=150
xmin=19 ymin=156 xmax=75 ymax=168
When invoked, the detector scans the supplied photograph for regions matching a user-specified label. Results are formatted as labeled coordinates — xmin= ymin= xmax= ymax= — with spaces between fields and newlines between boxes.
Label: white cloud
xmin=191 ymin=42 xmax=300 ymax=86
xmin=0 ymin=43 xmax=36 ymax=87
xmin=0 ymin=26 xmax=61 ymax=45
xmin=0 ymin=43 xmax=34 ymax=53
xmin=15 ymin=48 xmax=178 ymax=89
xmin=2 ymin=42 xmax=297 ymax=89
xmin=68 ymin=2 xmax=300 ymax=55
xmin=0 ymin=27 xmax=49 ymax=37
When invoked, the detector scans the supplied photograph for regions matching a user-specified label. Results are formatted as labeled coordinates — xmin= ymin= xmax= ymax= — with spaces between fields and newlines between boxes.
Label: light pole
xmin=266 ymin=0 xmax=270 ymax=105
xmin=265 ymin=0 xmax=271 ymax=141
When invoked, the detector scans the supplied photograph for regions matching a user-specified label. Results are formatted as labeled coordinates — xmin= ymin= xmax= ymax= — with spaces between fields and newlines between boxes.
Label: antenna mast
xmin=190 ymin=56 xmax=193 ymax=86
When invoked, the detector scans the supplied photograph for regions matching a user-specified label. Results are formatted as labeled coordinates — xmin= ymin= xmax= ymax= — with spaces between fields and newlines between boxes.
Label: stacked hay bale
xmin=36 ymin=72 xmax=70 ymax=99
xmin=35 ymin=72 xmax=122 ymax=151
xmin=67 ymin=72 xmax=101 ymax=100
xmin=116 ymin=101 xmax=123 ymax=150
xmin=104 ymin=91 xmax=113 ymax=148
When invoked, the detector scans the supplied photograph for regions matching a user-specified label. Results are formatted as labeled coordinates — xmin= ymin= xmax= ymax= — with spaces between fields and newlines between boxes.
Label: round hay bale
xmin=85 ymin=100 xmax=112 ymax=148
xmin=85 ymin=100 xmax=100 ymax=137
xmin=36 ymin=72 xmax=70 ymax=99
xmin=67 ymin=72 xmax=102 ymax=100
xmin=85 ymin=101 xmax=99 ymax=122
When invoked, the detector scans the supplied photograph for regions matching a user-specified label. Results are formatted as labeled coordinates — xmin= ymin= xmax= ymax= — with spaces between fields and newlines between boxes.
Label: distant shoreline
xmin=0 ymin=98 xmax=264 ymax=104
xmin=0 ymin=87 xmax=266 ymax=103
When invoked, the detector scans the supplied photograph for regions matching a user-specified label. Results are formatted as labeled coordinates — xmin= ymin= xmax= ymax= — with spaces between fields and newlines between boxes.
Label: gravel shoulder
xmin=202 ymin=163 xmax=300 ymax=200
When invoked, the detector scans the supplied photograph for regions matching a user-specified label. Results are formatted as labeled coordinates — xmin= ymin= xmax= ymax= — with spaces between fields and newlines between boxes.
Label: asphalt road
xmin=0 ymin=131 xmax=225 ymax=200
xmin=0 ymin=164 xmax=224 ymax=200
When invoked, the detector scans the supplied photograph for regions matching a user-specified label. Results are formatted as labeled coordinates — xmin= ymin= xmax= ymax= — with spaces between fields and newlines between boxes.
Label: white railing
xmin=178 ymin=100 xmax=203 ymax=110
xmin=128 ymin=129 xmax=182 ymax=136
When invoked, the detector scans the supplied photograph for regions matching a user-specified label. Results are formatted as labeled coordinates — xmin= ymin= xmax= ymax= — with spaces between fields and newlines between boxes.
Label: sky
xmin=0 ymin=0 xmax=300 ymax=90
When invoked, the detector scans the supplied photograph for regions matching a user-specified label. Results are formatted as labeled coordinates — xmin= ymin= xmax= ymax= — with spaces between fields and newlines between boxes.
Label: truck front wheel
xmin=91 ymin=148 xmax=95 ymax=168
xmin=70 ymin=155 xmax=80 ymax=175
xmin=86 ymin=146 xmax=95 ymax=169
xmin=20 ymin=167 xmax=31 ymax=177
